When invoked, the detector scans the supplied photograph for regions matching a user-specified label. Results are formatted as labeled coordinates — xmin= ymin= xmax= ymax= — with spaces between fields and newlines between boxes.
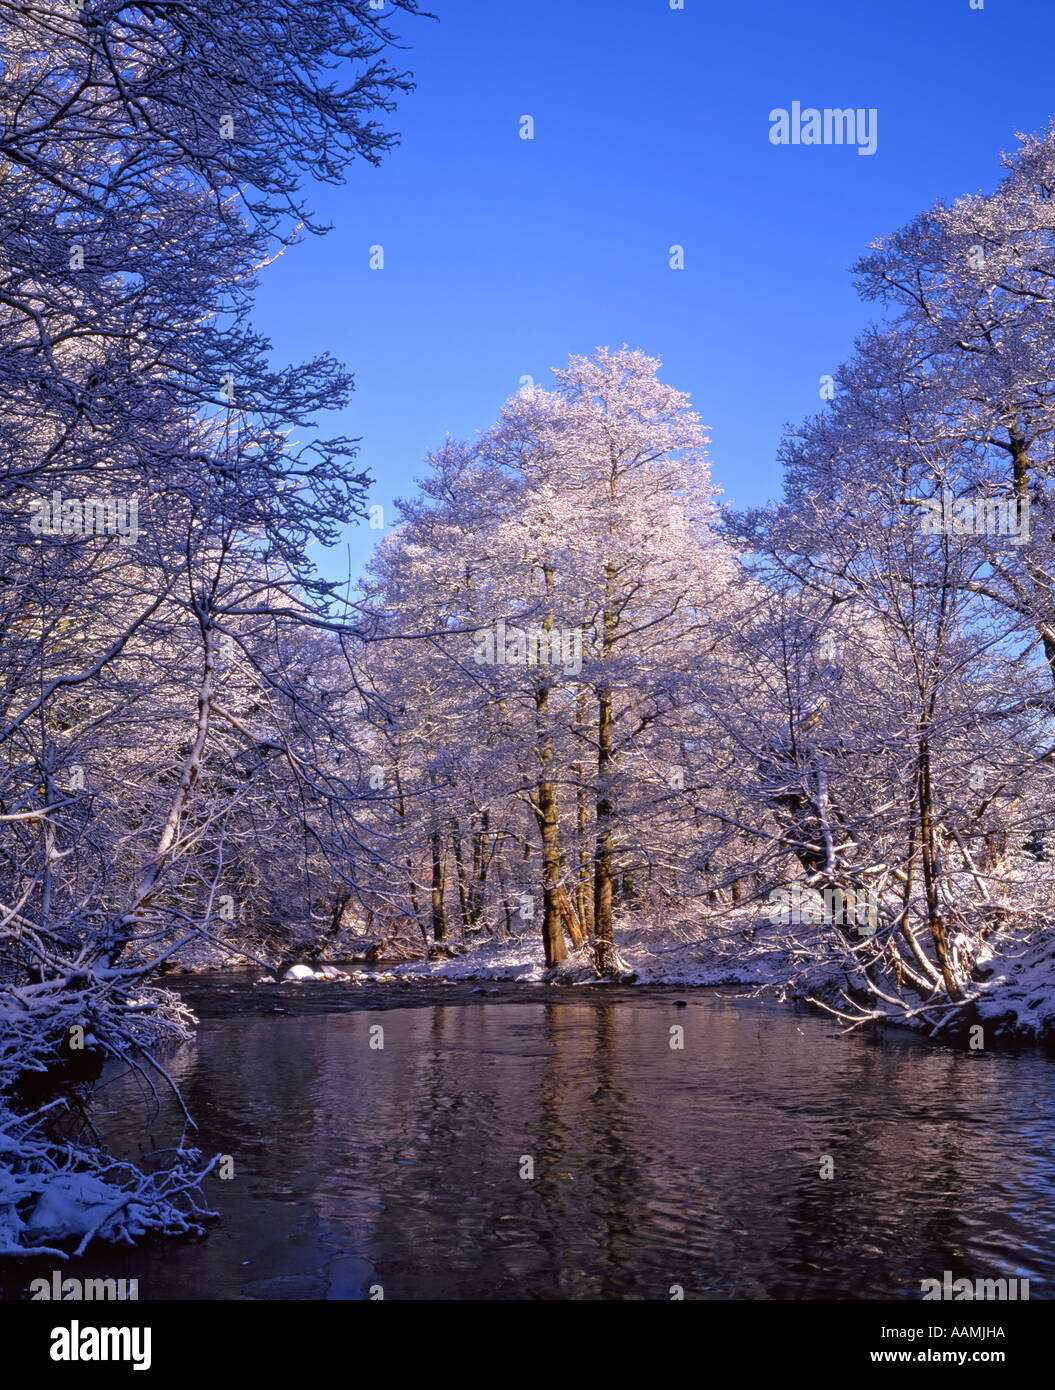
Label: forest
xmin=2 ymin=0 xmax=1055 ymax=1265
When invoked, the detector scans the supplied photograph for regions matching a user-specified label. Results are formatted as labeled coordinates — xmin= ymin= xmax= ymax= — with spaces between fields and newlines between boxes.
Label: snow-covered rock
xmin=282 ymin=964 xmax=317 ymax=981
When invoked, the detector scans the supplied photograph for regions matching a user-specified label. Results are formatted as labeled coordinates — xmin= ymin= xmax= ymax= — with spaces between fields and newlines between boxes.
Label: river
xmin=4 ymin=976 xmax=1054 ymax=1300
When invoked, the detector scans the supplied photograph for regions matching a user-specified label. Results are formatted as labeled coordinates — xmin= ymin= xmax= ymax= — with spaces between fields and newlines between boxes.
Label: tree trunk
xmin=593 ymin=548 xmax=619 ymax=974
xmin=533 ymin=666 xmax=567 ymax=969
xmin=430 ymin=830 xmax=447 ymax=942
xmin=557 ymin=885 xmax=585 ymax=947
xmin=621 ymin=867 xmax=635 ymax=905
xmin=495 ymin=853 xmax=513 ymax=939
xmin=325 ymin=891 xmax=351 ymax=942
xmin=594 ymin=681 xmax=616 ymax=972
xmin=469 ymin=810 xmax=489 ymax=927
xmin=917 ymin=733 xmax=962 ymax=1000
xmin=395 ymin=765 xmax=426 ymax=943
xmin=575 ymin=693 xmax=594 ymax=939
xmin=450 ymin=819 xmax=472 ymax=936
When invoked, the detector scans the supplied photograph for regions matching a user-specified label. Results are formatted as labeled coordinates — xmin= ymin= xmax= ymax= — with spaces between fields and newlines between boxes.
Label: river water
xmin=5 ymin=977 xmax=1055 ymax=1299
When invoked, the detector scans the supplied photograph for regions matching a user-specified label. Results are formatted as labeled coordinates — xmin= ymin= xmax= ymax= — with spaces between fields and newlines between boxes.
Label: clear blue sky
xmin=252 ymin=0 xmax=1055 ymax=585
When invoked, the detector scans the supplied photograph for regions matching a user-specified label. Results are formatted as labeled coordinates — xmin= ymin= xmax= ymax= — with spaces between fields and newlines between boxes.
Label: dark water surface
xmin=5 ymin=977 xmax=1055 ymax=1300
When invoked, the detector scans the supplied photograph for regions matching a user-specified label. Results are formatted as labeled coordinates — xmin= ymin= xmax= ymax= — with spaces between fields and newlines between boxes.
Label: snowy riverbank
xmin=156 ymin=904 xmax=1055 ymax=1047
xmin=374 ymin=915 xmax=1055 ymax=1047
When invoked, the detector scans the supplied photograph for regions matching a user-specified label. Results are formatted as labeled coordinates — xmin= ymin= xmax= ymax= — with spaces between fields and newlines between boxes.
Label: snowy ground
xmin=153 ymin=903 xmax=1055 ymax=1045
xmin=973 ymin=930 xmax=1055 ymax=1041
xmin=376 ymin=914 xmax=1055 ymax=1044
xmin=386 ymin=919 xmax=780 ymax=987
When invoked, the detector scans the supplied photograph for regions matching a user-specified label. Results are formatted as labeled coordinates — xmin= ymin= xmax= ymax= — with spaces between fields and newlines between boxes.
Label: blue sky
xmin=253 ymin=0 xmax=1055 ymax=585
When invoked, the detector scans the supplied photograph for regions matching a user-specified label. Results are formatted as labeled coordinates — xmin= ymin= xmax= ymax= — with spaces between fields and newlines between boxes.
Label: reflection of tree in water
xmin=364 ymin=1005 xmax=533 ymax=1298
xmin=327 ymin=1005 xmax=1055 ymax=1300
xmin=88 ymin=1018 xmax=327 ymax=1193
xmin=0 ymin=1018 xmax=333 ymax=1301
xmin=529 ymin=1003 xmax=648 ymax=1298
xmin=363 ymin=1003 xmax=652 ymax=1298
xmin=768 ymin=1038 xmax=1052 ymax=1299
xmin=182 ymin=1018 xmax=328 ymax=1189
xmin=26 ymin=994 xmax=1055 ymax=1302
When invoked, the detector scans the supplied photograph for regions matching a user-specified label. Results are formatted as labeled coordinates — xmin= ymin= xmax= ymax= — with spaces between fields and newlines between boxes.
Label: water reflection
xmin=2 ymin=992 xmax=1054 ymax=1300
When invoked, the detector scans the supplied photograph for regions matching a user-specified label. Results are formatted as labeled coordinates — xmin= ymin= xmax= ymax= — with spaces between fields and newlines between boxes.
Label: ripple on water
xmin=8 ymin=988 xmax=1054 ymax=1301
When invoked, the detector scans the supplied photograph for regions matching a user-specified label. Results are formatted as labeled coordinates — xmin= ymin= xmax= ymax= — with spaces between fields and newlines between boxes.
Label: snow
xmin=0 ymin=980 xmax=216 ymax=1257
xmin=25 ymin=1174 xmax=151 ymax=1243
xmin=387 ymin=916 xmax=810 ymax=989
xmin=257 ymin=964 xmax=353 ymax=983
xmin=382 ymin=911 xmax=1055 ymax=1045
xmin=975 ymin=933 xmax=1055 ymax=1040
xmin=0 ymin=1137 xmax=217 ymax=1258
